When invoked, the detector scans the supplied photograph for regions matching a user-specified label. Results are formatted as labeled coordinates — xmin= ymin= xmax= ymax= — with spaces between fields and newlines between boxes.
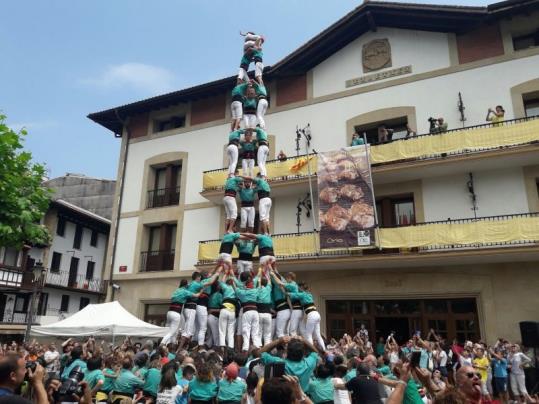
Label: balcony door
xmin=68 ymin=257 xmax=79 ymax=287
xmin=0 ymin=294 xmax=6 ymax=321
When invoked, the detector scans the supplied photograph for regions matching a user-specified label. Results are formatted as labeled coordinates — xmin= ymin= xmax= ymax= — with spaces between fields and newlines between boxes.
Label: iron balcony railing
xmin=197 ymin=212 xmax=539 ymax=264
xmin=147 ymin=186 xmax=181 ymax=209
xmin=45 ymin=271 xmax=108 ymax=294
xmin=201 ymin=115 xmax=539 ymax=191
xmin=140 ymin=250 xmax=175 ymax=272
xmin=0 ymin=307 xmax=66 ymax=325
xmin=0 ymin=264 xmax=43 ymax=291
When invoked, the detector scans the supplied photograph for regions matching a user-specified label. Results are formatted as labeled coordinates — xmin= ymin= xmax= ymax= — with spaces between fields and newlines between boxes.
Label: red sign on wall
xmin=119 ymin=266 xmax=127 ymax=273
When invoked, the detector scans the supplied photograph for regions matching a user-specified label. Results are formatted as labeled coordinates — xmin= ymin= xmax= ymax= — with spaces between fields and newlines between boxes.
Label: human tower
xmin=161 ymin=33 xmax=325 ymax=354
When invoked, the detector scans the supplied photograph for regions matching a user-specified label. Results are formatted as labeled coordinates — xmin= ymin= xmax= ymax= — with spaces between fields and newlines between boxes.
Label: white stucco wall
xmin=42 ymin=287 xmax=99 ymax=318
xmin=114 ymin=217 xmax=139 ymax=274
xmin=312 ymin=28 xmax=452 ymax=98
xmin=422 ymin=167 xmax=529 ymax=221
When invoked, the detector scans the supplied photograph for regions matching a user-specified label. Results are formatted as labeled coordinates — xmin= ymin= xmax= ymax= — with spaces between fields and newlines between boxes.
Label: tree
xmin=0 ymin=114 xmax=51 ymax=249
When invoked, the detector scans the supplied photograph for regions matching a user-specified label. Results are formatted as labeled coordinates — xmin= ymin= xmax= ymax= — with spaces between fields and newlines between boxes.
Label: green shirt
xmin=351 ymin=137 xmax=365 ymax=146
xmin=222 ymin=232 xmax=241 ymax=244
xmin=142 ymin=368 xmax=161 ymax=397
xmin=61 ymin=359 xmax=87 ymax=379
xmin=405 ymin=379 xmax=424 ymax=404
xmin=171 ymin=287 xmax=195 ymax=304
xmin=231 ymin=83 xmax=248 ymax=98
xmin=253 ymin=177 xmax=270 ymax=193
xmin=239 ymin=187 xmax=255 ymax=202
xmin=257 ymin=283 xmax=272 ymax=304
xmin=219 ymin=282 xmax=236 ymax=300
xmin=229 ymin=129 xmax=243 ymax=143
xmin=236 ymin=240 xmax=256 ymax=255
xmin=288 ymin=291 xmax=314 ymax=306
xmin=306 ymin=378 xmax=334 ymax=404
xmin=254 ymin=82 xmax=267 ymax=97
xmin=260 ymin=352 xmax=319 ymax=391
xmin=236 ymin=287 xmax=258 ymax=303
xmin=252 ymin=49 xmax=263 ymax=59
xmin=344 ymin=368 xmax=356 ymax=382
xmin=102 ymin=368 xmax=116 ymax=392
xmin=188 ymin=378 xmax=218 ymax=401
xmin=224 ymin=176 xmax=242 ymax=192
xmin=255 ymin=234 xmax=273 ymax=249
xmin=217 ymin=378 xmax=247 ymax=401
xmin=271 ymin=276 xmax=286 ymax=302
xmin=244 ymin=97 xmax=257 ymax=110
xmin=113 ymin=369 xmax=144 ymax=394
xmin=208 ymin=292 xmax=223 ymax=309
xmin=284 ymin=281 xmax=298 ymax=294
xmin=240 ymin=140 xmax=256 ymax=152
xmin=83 ymin=369 xmax=104 ymax=390
xmin=255 ymin=127 xmax=267 ymax=142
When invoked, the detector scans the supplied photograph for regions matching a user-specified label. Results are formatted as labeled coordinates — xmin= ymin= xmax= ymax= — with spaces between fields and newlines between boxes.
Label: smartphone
xmin=264 ymin=362 xmax=286 ymax=379
xmin=410 ymin=351 xmax=421 ymax=368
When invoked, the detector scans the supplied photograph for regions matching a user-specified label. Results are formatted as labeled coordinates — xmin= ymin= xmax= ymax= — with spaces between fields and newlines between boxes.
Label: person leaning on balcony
xmin=430 ymin=117 xmax=448 ymax=134
xmin=377 ymin=125 xmax=394 ymax=144
xmin=351 ymin=132 xmax=365 ymax=147
xmin=486 ymin=105 xmax=505 ymax=126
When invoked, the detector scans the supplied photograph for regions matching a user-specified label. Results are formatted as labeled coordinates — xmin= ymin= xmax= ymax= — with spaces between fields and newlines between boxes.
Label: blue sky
xmin=1 ymin=0 xmax=491 ymax=180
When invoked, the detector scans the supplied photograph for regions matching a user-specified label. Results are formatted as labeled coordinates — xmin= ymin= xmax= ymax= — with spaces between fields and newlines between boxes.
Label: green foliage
xmin=0 ymin=114 xmax=51 ymax=248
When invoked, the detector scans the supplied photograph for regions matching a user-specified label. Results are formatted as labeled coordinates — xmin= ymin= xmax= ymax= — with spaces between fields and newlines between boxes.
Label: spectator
xmin=0 ymin=353 xmax=48 ymax=404
xmin=278 ymin=150 xmax=288 ymax=162
xmin=377 ymin=125 xmax=394 ymax=143
xmin=490 ymin=347 xmax=508 ymax=404
xmin=333 ymin=364 xmax=352 ymax=404
xmin=155 ymin=361 xmax=183 ymax=404
xmin=43 ymin=343 xmax=60 ymax=380
xmin=336 ymin=363 xmax=383 ymax=404
xmin=472 ymin=346 xmax=491 ymax=401
xmin=508 ymin=344 xmax=534 ymax=404
xmin=82 ymin=355 xmax=105 ymax=401
xmin=187 ymin=362 xmax=217 ymax=403
xmin=351 ymin=132 xmax=365 ymax=147
xmin=61 ymin=345 xmax=87 ymax=379
xmin=112 ymin=357 xmax=144 ymax=403
xmin=261 ymin=375 xmax=313 ymax=404
xmin=305 ymin=363 xmax=335 ymax=404
xmin=217 ymin=362 xmax=246 ymax=403
xmin=486 ymin=105 xmax=505 ymax=126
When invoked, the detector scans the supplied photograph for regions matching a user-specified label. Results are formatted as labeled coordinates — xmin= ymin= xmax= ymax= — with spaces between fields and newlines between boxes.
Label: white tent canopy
xmin=31 ymin=301 xmax=167 ymax=337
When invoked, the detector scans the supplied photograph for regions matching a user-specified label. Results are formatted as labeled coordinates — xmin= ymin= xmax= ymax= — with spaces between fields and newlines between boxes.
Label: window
xmin=14 ymin=295 xmax=28 ymax=313
xmin=50 ymin=252 xmax=62 ymax=272
xmin=524 ymin=98 xmax=539 ymax=117
xmin=90 ymin=230 xmax=98 ymax=247
xmin=147 ymin=163 xmax=182 ymax=208
xmin=37 ymin=293 xmax=48 ymax=316
xmin=79 ymin=297 xmax=90 ymax=310
xmin=73 ymin=224 xmax=83 ymax=249
xmin=376 ymin=195 xmax=415 ymax=227
xmin=144 ymin=303 xmax=169 ymax=326
xmin=1 ymin=247 xmax=19 ymax=267
xmin=56 ymin=217 xmax=66 ymax=237
xmin=141 ymin=224 xmax=177 ymax=271
xmin=85 ymin=261 xmax=95 ymax=280
xmin=513 ymin=30 xmax=539 ymax=51
xmin=60 ymin=295 xmax=70 ymax=312
xmin=153 ymin=115 xmax=185 ymax=133
xmin=355 ymin=116 xmax=411 ymax=145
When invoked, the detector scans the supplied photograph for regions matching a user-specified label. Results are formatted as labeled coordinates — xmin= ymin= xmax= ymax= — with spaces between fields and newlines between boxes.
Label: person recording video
xmin=428 ymin=117 xmax=448 ymax=134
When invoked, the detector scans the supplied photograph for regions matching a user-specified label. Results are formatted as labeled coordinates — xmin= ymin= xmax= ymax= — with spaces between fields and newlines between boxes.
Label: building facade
xmin=89 ymin=0 xmax=539 ymax=343
xmin=0 ymin=185 xmax=111 ymax=340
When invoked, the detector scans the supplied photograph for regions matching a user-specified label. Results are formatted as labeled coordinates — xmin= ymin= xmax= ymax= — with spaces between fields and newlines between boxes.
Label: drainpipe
xmin=109 ymin=110 xmax=130 ymax=302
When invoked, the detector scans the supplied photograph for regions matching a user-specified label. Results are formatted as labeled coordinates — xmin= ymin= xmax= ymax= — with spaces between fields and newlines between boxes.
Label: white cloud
xmin=82 ymin=63 xmax=177 ymax=95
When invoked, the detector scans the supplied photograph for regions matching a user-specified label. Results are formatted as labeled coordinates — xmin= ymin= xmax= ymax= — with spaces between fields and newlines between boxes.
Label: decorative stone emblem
xmin=362 ymin=39 xmax=392 ymax=72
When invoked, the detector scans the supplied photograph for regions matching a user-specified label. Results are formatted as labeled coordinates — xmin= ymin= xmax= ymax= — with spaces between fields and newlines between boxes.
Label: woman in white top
xmin=332 ymin=365 xmax=352 ymax=404
xmin=156 ymin=365 xmax=184 ymax=404
xmin=508 ymin=344 xmax=534 ymax=403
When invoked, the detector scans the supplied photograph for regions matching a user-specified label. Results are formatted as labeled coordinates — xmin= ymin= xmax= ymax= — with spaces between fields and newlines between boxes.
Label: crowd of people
xmin=0 ymin=326 xmax=536 ymax=404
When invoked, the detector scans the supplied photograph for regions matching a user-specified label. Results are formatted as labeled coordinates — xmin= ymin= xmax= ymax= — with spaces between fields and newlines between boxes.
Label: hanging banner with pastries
xmin=317 ymin=145 xmax=376 ymax=249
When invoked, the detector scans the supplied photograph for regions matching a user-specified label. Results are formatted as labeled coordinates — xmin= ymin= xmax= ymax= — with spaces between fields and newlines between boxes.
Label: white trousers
xmin=162 ymin=310 xmax=182 ymax=345
xmin=223 ymin=196 xmax=238 ymax=220
xmin=272 ymin=315 xmax=277 ymax=339
xmin=241 ymin=206 xmax=255 ymax=228
xmin=255 ymin=61 xmax=264 ymax=78
xmin=237 ymin=260 xmax=253 ymax=274
xmin=236 ymin=308 xmax=244 ymax=335
xmin=207 ymin=313 xmax=220 ymax=347
xmin=258 ymin=197 xmax=272 ymax=222
xmin=289 ymin=309 xmax=303 ymax=336
xmin=181 ymin=308 xmax=197 ymax=338
xmin=242 ymin=159 xmax=255 ymax=178
xmin=242 ymin=310 xmax=261 ymax=351
xmin=238 ymin=67 xmax=248 ymax=82
xmin=258 ymin=312 xmax=272 ymax=346
xmin=256 ymin=99 xmax=268 ymax=129
xmin=231 ymin=101 xmax=243 ymax=120
xmin=257 ymin=144 xmax=269 ymax=177
xmin=510 ymin=373 xmax=528 ymax=396
xmin=218 ymin=309 xmax=236 ymax=348
xmin=304 ymin=311 xmax=325 ymax=350
xmin=243 ymin=114 xmax=257 ymax=129
xmin=196 ymin=305 xmax=208 ymax=346
xmin=275 ymin=308 xmax=291 ymax=337
xmin=227 ymin=144 xmax=239 ymax=176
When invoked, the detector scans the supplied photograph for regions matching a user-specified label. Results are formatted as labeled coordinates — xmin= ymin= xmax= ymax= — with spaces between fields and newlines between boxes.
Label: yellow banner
xmin=370 ymin=119 xmax=539 ymax=164
xmin=197 ymin=217 xmax=539 ymax=261
xmin=203 ymin=120 xmax=539 ymax=190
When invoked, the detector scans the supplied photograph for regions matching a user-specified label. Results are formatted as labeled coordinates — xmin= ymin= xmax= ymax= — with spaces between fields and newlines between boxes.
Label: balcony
xmin=147 ymin=186 xmax=181 ymax=209
xmin=0 ymin=265 xmax=43 ymax=292
xmin=45 ymin=271 xmax=108 ymax=294
xmin=197 ymin=213 xmax=539 ymax=265
xmin=201 ymin=116 xmax=539 ymax=194
xmin=140 ymin=250 xmax=175 ymax=272
xmin=0 ymin=308 xmax=67 ymax=326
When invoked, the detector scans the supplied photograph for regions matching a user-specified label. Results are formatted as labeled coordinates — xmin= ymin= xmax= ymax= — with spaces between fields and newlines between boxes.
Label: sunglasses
xmin=466 ymin=372 xmax=481 ymax=379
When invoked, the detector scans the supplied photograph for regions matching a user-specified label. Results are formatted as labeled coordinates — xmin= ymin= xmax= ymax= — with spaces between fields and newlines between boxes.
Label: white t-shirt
xmin=389 ymin=351 xmax=399 ymax=365
xmin=439 ymin=350 xmax=448 ymax=367
xmin=332 ymin=377 xmax=351 ymax=404
xmin=509 ymin=352 xmax=531 ymax=375
xmin=44 ymin=350 xmax=60 ymax=373
xmin=156 ymin=385 xmax=183 ymax=404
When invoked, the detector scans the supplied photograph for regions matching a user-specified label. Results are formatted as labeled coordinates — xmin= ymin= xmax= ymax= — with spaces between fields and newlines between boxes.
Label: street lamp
xmin=24 ymin=262 xmax=46 ymax=342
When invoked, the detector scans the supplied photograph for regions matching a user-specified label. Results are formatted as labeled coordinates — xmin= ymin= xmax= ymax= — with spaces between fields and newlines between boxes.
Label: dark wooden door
xmin=68 ymin=257 xmax=79 ymax=287
xmin=0 ymin=294 xmax=6 ymax=321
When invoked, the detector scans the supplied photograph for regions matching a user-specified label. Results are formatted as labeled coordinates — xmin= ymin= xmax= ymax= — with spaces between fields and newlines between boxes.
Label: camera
xmin=25 ymin=361 xmax=37 ymax=373
xmin=54 ymin=366 xmax=84 ymax=401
